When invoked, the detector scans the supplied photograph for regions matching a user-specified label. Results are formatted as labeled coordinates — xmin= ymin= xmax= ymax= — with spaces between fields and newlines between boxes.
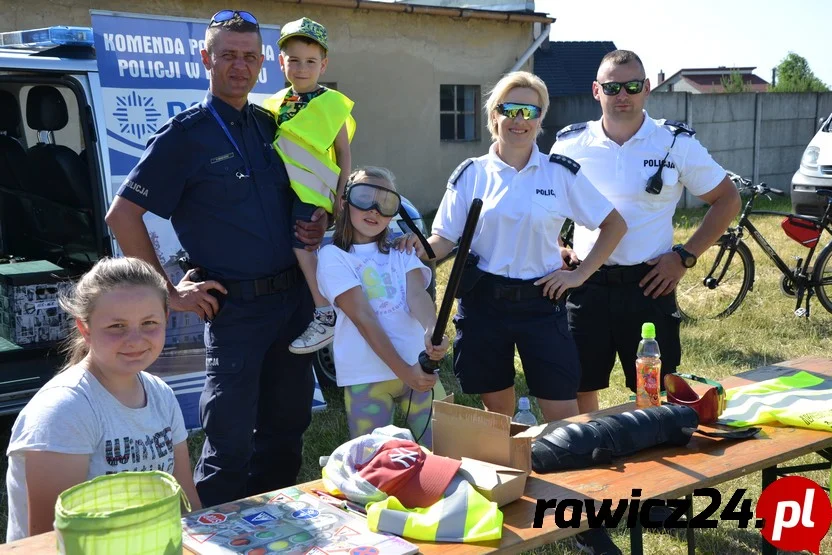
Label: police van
xmin=0 ymin=14 xmax=430 ymax=425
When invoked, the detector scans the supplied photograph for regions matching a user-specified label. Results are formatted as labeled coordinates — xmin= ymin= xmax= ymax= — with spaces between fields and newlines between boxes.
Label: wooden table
xmin=3 ymin=356 xmax=831 ymax=554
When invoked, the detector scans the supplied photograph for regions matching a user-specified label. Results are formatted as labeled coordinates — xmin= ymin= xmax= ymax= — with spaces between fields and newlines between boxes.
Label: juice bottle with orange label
xmin=635 ymin=322 xmax=661 ymax=409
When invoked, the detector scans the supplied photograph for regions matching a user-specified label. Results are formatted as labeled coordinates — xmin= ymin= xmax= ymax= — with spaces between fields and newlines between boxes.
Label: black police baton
xmin=418 ymin=198 xmax=483 ymax=374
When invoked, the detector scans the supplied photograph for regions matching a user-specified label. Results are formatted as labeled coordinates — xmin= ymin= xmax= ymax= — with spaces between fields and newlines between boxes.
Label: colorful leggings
xmin=344 ymin=379 xmax=447 ymax=448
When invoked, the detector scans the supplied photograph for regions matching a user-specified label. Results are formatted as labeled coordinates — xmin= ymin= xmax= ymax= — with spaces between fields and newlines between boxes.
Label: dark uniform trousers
xmin=566 ymin=263 xmax=682 ymax=394
xmin=193 ymin=279 xmax=314 ymax=507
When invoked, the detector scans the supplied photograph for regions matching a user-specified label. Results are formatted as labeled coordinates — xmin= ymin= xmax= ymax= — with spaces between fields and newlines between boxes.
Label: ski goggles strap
xmin=397 ymin=205 xmax=435 ymax=260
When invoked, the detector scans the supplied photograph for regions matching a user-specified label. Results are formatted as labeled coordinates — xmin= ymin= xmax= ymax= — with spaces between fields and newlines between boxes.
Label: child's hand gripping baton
xmin=419 ymin=198 xmax=483 ymax=374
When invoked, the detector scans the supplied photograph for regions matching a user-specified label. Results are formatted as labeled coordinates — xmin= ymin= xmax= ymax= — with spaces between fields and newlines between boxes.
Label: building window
xmin=440 ymin=85 xmax=479 ymax=141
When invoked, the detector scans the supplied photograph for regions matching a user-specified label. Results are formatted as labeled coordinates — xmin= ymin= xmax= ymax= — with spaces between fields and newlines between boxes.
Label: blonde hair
xmin=59 ymin=257 xmax=169 ymax=370
xmin=334 ymin=166 xmax=397 ymax=254
xmin=485 ymin=71 xmax=550 ymax=141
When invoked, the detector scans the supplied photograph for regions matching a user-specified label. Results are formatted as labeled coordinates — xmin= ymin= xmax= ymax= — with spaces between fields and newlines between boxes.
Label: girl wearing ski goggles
xmin=321 ymin=166 xmax=448 ymax=447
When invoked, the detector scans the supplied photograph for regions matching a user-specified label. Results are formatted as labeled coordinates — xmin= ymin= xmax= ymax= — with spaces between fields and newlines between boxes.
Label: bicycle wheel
xmin=676 ymin=236 xmax=755 ymax=321
xmin=812 ymin=243 xmax=832 ymax=314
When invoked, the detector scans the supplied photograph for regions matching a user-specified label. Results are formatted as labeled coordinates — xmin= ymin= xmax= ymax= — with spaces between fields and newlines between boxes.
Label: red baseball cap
xmin=354 ymin=439 xmax=461 ymax=508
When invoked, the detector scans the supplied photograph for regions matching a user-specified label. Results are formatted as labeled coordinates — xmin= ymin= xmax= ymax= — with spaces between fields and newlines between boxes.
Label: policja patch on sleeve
xmin=549 ymin=154 xmax=581 ymax=174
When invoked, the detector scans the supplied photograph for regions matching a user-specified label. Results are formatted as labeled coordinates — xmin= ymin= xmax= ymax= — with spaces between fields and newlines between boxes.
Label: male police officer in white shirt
xmin=551 ymin=50 xmax=741 ymax=415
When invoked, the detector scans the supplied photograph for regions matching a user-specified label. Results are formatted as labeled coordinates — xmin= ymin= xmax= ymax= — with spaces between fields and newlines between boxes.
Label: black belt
xmin=480 ymin=274 xmax=547 ymax=302
xmin=586 ymin=263 xmax=651 ymax=286
xmin=219 ymin=266 xmax=300 ymax=299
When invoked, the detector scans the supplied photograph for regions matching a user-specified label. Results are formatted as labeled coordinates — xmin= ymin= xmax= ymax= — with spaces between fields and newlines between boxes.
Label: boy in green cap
xmin=264 ymin=17 xmax=356 ymax=354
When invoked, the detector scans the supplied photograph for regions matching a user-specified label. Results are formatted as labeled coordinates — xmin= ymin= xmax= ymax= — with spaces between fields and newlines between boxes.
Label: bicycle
xmin=676 ymin=173 xmax=832 ymax=320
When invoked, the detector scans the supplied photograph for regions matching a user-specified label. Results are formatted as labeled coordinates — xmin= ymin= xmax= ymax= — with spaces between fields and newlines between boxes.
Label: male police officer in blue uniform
xmin=105 ymin=11 xmax=328 ymax=507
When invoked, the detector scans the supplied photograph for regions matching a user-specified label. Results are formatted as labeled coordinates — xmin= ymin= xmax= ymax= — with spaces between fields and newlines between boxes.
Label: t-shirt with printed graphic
xmin=276 ymin=86 xmax=328 ymax=126
xmin=5 ymin=364 xmax=187 ymax=542
xmin=317 ymin=242 xmax=432 ymax=387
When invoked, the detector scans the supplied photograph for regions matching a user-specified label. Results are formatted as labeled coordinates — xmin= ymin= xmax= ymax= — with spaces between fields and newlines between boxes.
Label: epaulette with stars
xmin=171 ymin=104 xmax=207 ymax=130
xmin=549 ymin=154 xmax=580 ymax=174
xmin=447 ymin=158 xmax=474 ymax=187
xmin=555 ymin=122 xmax=588 ymax=141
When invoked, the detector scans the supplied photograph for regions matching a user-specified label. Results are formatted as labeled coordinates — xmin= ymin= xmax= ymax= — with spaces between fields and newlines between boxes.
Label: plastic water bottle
xmin=635 ymin=322 xmax=662 ymax=409
xmin=513 ymin=396 xmax=538 ymax=425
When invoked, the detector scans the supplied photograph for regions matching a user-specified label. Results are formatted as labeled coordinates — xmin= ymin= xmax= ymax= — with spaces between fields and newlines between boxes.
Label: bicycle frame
xmin=714 ymin=188 xmax=832 ymax=314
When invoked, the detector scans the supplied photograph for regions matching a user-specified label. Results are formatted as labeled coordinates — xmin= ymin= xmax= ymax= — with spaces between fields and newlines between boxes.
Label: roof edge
xmin=272 ymin=0 xmax=554 ymax=23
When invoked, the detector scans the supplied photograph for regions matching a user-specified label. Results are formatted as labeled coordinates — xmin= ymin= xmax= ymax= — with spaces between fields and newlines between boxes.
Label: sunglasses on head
xmin=209 ymin=10 xmax=259 ymax=28
xmin=345 ymin=183 xmax=402 ymax=217
xmin=496 ymin=102 xmax=542 ymax=120
xmin=598 ymin=79 xmax=646 ymax=96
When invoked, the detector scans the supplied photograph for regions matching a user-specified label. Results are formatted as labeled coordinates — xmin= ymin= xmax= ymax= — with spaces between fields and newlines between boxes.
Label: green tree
xmin=770 ymin=52 xmax=829 ymax=92
xmin=720 ymin=70 xmax=750 ymax=93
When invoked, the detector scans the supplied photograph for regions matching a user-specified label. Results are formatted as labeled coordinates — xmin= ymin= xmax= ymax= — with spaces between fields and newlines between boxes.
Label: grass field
xmin=0 ymin=196 xmax=830 ymax=553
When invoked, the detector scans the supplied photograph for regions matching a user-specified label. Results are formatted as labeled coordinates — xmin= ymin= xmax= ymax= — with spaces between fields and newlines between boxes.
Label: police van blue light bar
xmin=0 ymin=26 xmax=93 ymax=49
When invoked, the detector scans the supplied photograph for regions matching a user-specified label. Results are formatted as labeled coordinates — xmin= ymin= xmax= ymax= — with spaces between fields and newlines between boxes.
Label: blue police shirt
xmin=118 ymin=93 xmax=295 ymax=280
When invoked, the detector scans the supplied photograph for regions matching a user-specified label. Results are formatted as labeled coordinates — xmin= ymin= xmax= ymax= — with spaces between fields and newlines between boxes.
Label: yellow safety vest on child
xmin=263 ymin=87 xmax=356 ymax=213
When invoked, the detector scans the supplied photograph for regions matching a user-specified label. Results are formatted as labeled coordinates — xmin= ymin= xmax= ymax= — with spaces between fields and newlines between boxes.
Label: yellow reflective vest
xmin=263 ymin=88 xmax=356 ymax=213
xmin=366 ymin=478 xmax=503 ymax=543
xmin=720 ymin=370 xmax=832 ymax=432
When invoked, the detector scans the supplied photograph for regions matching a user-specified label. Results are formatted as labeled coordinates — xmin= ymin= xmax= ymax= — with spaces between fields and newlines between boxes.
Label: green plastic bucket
xmin=54 ymin=471 xmax=190 ymax=555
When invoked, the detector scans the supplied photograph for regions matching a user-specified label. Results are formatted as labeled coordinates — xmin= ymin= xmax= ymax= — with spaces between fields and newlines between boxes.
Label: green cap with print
xmin=279 ymin=17 xmax=328 ymax=51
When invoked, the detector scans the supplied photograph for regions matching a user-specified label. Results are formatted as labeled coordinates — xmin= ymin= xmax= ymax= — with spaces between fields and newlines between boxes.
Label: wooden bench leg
xmin=686 ymin=493 xmax=695 ymax=555
xmin=629 ymin=519 xmax=644 ymax=555
xmin=761 ymin=465 xmax=777 ymax=555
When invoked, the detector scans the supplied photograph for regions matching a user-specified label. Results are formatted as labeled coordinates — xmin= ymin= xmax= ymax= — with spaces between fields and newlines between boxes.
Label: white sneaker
xmin=289 ymin=319 xmax=335 ymax=354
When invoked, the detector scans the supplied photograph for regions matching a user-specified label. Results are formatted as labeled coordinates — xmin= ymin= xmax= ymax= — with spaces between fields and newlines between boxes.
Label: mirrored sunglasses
xmin=210 ymin=10 xmax=259 ymax=28
xmin=346 ymin=183 xmax=401 ymax=217
xmin=599 ymin=79 xmax=645 ymax=96
xmin=496 ymin=102 xmax=542 ymax=120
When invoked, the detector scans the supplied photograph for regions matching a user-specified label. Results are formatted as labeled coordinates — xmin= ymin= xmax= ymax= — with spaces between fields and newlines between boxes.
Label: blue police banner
xmin=89 ymin=11 xmax=326 ymax=427
xmin=90 ymin=11 xmax=282 ymax=178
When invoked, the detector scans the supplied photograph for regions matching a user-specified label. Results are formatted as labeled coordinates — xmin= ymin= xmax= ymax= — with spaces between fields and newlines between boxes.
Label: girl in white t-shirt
xmin=317 ymin=167 xmax=449 ymax=447
xmin=5 ymin=257 xmax=202 ymax=542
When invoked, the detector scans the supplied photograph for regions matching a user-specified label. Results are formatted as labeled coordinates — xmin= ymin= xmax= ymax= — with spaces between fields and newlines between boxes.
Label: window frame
xmin=440 ymin=84 xmax=480 ymax=142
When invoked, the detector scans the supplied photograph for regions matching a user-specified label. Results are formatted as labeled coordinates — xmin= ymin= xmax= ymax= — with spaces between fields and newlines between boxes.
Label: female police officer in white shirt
xmin=424 ymin=71 xmax=626 ymax=422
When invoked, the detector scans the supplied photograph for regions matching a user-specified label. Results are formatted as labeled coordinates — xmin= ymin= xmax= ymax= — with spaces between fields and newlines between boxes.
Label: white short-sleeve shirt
xmin=5 ymin=366 xmax=188 ymax=542
xmin=432 ymin=143 xmax=614 ymax=280
xmin=551 ymin=112 xmax=726 ymax=266
xmin=317 ymin=243 xmax=431 ymax=387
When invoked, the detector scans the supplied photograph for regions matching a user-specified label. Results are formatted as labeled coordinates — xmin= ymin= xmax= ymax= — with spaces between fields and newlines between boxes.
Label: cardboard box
xmin=0 ymin=261 xmax=72 ymax=347
xmin=432 ymin=399 xmax=541 ymax=506
xmin=432 ymin=398 xmax=536 ymax=473
xmin=457 ymin=457 xmax=527 ymax=507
